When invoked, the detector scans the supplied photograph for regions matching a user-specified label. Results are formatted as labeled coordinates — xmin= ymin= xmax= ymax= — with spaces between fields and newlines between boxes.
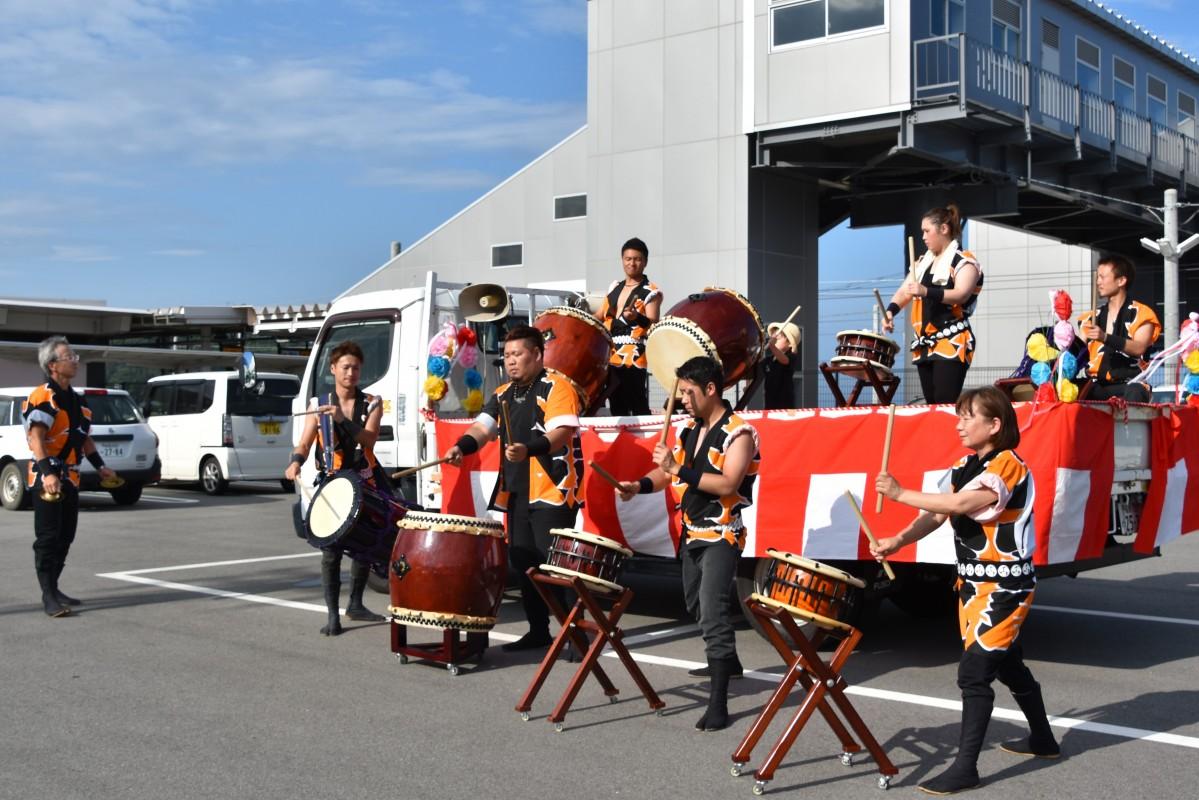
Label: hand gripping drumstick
xmin=872 ymin=288 xmax=889 ymax=320
xmin=845 ymin=491 xmax=896 ymax=580
xmin=391 ymin=457 xmax=452 ymax=480
xmin=588 ymin=461 xmax=623 ymax=490
xmin=875 ymin=404 xmax=896 ymax=514
xmin=659 ymin=377 xmax=681 ymax=447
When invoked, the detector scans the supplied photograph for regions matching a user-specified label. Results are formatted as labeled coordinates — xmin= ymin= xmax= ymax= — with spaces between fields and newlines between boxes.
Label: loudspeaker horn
xmin=459 ymin=283 xmax=511 ymax=322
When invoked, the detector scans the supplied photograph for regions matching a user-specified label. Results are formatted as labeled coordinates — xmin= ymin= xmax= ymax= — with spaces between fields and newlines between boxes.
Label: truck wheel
xmin=200 ymin=457 xmax=228 ymax=495
xmin=110 ymin=484 xmax=144 ymax=506
xmin=367 ymin=570 xmax=390 ymax=595
xmin=1 ymin=462 xmax=31 ymax=510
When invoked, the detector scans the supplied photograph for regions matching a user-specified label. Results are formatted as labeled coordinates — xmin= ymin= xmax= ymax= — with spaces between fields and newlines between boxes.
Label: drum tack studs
xmin=730 ymin=762 xmax=745 ymax=778
xmin=751 ymin=780 xmax=767 ymax=796
xmin=840 ymin=752 xmax=854 ymax=767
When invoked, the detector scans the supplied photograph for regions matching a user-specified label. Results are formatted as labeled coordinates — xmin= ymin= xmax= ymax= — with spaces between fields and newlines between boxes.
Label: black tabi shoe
xmin=688 ymin=655 xmax=744 ymax=679
xmin=42 ymin=592 xmax=70 ymax=618
xmin=917 ymin=764 xmax=981 ymax=796
xmin=999 ymin=737 xmax=1061 ymax=759
xmin=502 ymin=630 xmax=553 ymax=652
xmin=345 ymin=605 xmax=385 ymax=623
xmin=54 ymin=588 xmax=82 ymax=607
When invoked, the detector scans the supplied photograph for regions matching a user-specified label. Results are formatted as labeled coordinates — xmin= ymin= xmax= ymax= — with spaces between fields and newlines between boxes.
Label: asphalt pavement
xmin=1 ymin=484 xmax=1196 ymax=800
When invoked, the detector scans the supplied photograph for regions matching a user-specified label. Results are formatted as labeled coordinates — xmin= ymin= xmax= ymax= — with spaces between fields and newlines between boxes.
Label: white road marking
xmin=1036 ymin=603 xmax=1199 ymax=628
xmin=97 ymin=553 xmax=1199 ymax=751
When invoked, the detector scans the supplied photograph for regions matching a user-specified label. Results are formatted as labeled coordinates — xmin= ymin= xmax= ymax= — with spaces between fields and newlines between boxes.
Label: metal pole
xmin=1164 ymin=188 xmax=1179 ymax=353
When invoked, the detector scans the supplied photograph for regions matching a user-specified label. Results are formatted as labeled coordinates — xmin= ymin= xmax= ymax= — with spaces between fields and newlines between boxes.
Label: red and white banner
xmin=436 ymin=402 xmax=1191 ymax=567
xmin=1136 ymin=405 xmax=1199 ymax=554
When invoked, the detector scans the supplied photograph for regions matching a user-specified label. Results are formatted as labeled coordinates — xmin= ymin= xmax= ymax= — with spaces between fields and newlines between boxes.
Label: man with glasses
xmin=23 ymin=336 xmax=118 ymax=617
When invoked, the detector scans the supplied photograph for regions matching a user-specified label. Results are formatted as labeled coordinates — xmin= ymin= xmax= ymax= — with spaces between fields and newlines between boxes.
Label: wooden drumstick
xmin=907 ymin=235 xmax=917 ymax=271
xmin=875 ymin=404 xmax=896 ymax=514
xmin=500 ymin=399 xmax=513 ymax=454
xmin=588 ymin=461 xmax=623 ymax=490
xmin=293 ymin=408 xmax=324 ymax=416
xmin=659 ymin=377 xmax=680 ymax=447
xmin=872 ymin=288 xmax=889 ymax=320
xmin=780 ymin=303 xmax=802 ymax=328
xmin=845 ymin=491 xmax=896 ymax=580
xmin=391 ymin=457 xmax=452 ymax=480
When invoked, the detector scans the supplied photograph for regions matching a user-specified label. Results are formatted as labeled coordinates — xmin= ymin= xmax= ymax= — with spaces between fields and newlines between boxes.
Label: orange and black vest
xmin=670 ymin=403 xmax=760 ymax=550
xmin=312 ymin=390 xmax=380 ymax=479
xmin=1078 ymin=300 xmax=1161 ymax=383
xmin=598 ymin=276 xmax=661 ymax=369
xmin=22 ymin=381 xmax=92 ymax=488
xmin=910 ymin=247 xmax=983 ymax=365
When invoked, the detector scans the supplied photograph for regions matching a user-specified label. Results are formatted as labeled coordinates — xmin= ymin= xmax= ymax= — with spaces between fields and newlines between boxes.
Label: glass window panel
xmin=491 ymin=243 xmax=523 ymax=268
xmin=553 ymin=194 xmax=586 ymax=220
xmin=1078 ymin=62 xmax=1100 ymax=95
xmin=773 ymin=0 xmax=825 ymax=46
xmin=144 ymin=385 xmax=174 ymax=417
xmin=1149 ymin=97 xmax=1168 ymax=126
xmin=1115 ymin=81 xmax=1135 ymax=110
xmin=828 ymin=0 xmax=884 ymax=36
xmin=948 ymin=0 xmax=965 ymax=34
xmin=310 ymin=319 xmax=394 ymax=400
xmin=227 ymin=378 xmax=297 ymax=417
xmin=930 ymin=0 xmax=945 ymax=36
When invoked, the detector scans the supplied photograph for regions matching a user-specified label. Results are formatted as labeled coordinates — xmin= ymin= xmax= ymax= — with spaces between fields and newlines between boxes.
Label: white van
xmin=143 ymin=371 xmax=299 ymax=494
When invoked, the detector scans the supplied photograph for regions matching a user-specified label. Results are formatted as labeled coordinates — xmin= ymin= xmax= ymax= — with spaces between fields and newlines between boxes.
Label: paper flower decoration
xmin=423 ymin=376 xmax=447 ymax=402
xmin=462 ymin=389 xmax=484 ymax=414
xmin=1186 ymin=349 xmax=1199 ymax=374
xmin=1056 ymin=378 xmax=1079 ymax=403
xmin=1026 ymin=333 xmax=1059 ymax=363
xmin=463 ymin=367 xmax=483 ymax=390
xmin=427 ymin=355 xmax=451 ymax=378
xmin=456 ymin=325 xmax=477 ymax=346
xmin=1030 ymin=361 xmax=1052 ymax=387
xmin=457 ymin=344 xmax=479 ymax=369
xmin=1034 ymin=383 xmax=1057 ymax=403
xmin=1058 ymin=351 xmax=1078 ymax=381
xmin=1052 ymin=290 xmax=1073 ymax=322
xmin=1053 ymin=319 xmax=1075 ymax=350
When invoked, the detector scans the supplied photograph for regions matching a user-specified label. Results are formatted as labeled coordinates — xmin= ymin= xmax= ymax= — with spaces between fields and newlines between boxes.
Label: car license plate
xmin=101 ymin=446 xmax=125 ymax=459
xmin=258 ymin=421 xmax=281 ymax=436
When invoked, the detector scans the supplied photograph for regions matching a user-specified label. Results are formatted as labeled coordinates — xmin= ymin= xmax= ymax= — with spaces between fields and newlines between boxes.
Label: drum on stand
xmin=389 ymin=512 xmax=507 ymax=632
xmin=751 ymin=548 xmax=865 ymax=632
xmin=829 ymin=330 xmax=899 ymax=380
xmin=305 ymin=471 xmax=406 ymax=570
xmin=645 ymin=287 xmax=766 ymax=392
xmin=539 ymin=529 xmax=633 ymax=594
xmin=533 ymin=306 xmax=614 ymax=412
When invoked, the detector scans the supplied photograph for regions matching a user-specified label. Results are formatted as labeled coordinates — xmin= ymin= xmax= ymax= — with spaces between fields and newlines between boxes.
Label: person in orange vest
xmin=1077 ymin=254 xmax=1161 ymax=402
xmin=597 ymin=237 xmax=662 ymax=416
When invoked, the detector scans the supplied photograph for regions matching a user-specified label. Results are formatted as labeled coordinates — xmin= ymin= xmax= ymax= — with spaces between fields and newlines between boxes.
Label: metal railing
xmin=913 ymin=35 xmax=1198 ymax=180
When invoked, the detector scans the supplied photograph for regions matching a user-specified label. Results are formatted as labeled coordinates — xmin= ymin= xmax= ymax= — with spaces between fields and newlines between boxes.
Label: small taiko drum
xmin=540 ymin=529 xmax=634 ymax=594
xmin=751 ymin=549 xmax=865 ymax=632
xmin=389 ymin=512 xmax=507 ymax=632
xmin=534 ymin=306 xmax=614 ymax=411
xmin=645 ymin=287 xmax=766 ymax=392
xmin=830 ymin=329 xmax=900 ymax=379
xmin=306 ymin=471 xmax=407 ymax=570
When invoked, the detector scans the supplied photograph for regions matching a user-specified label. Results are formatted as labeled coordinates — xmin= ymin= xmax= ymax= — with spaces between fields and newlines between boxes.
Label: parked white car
xmin=143 ymin=371 xmax=299 ymax=494
xmin=0 ymin=386 xmax=161 ymax=509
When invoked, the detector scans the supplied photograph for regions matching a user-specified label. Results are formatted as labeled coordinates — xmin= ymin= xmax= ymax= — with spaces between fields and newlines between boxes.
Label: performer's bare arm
xmin=651 ymin=432 xmax=754 ymax=497
xmin=27 ymin=424 xmax=60 ymax=496
xmin=505 ymin=425 xmax=574 ymax=463
xmin=876 ymin=470 xmax=996 ymax=518
xmin=616 ymin=468 xmax=670 ymax=502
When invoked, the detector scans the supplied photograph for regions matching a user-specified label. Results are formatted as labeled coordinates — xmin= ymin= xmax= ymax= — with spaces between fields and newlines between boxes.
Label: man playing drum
xmin=286 ymin=341 xmax=388 ymax=636
xmin=598 ymin=237 xmax=662 ymax=416
xmin=444 ymin=325 xmax=584 ymax=652
xmin=1077 ymin=254 xmax=1161 ymax=402
xmin=617 ymin=356 xmax=760 ymax=731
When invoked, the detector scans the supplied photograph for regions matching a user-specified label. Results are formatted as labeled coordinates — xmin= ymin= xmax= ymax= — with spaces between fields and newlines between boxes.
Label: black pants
xmin=957 ymin=641 xmax=1039 ymax=702
xmin=1088 ymin=381 xmax=1150 ymax=403
xmin=681 ymin=539 xmax=740 ymax=661
xmin=608 ymin=365 xmax=651 ymax=416
xmin=33 ymin=479 xmax=79 ymax=580
xmin=917 ymin=359 xmax=970 ymax=404
xmin=506 ymin=493 xmax=578 ymax=632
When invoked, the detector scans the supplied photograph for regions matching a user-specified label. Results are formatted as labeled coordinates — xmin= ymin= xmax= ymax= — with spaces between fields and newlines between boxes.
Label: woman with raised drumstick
xmin=871 ymin=387 xmax=1058 ymax=795
xmin=616 ymin=356 xmax=760 ymax=732
xmin=286 ymin=341 xmax=387 ymax=635
xmin=882 ymin=204 xmax=983 ymax=404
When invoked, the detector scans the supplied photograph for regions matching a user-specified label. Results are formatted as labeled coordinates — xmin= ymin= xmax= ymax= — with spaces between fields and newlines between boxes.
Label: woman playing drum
xmin=882 ymin=204 xmax=982 ymax=404
xmin=870 ymin=387 xmax=1058 ymax=795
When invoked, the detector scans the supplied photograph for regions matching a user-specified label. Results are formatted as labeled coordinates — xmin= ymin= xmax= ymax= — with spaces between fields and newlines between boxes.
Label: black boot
xmin=695 ymin=656 xmax=733 ymax=732
xmin=318 ymin=552 xmax=342 ymax=636
xmin=689 ymin=652 xmax=743 ymax=679
xmin=1000 ymin=684 xmax=1060 ymax=759
xmin=502 ymin=628 xmax=552 ymax=652
xmin=38 ymin=569 xmax=68 ymax=618
xmin=344 ymin=561 xmax=384 ymax=622
xmin=53 ymin=564 xmax=82 ymax=607
xmin=919 ymin=696 xmax=991 ymax=795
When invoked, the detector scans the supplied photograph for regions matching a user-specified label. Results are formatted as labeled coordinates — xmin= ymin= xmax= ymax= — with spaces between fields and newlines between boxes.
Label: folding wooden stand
xmin=819 ymin=361 xmax=900 ymax=407
xmin=731 ymin=594 xmax=898 ymax=794
xmin=514 ymin=569 xmax=665 ymax=731
xmin=390 ymin=621 xmax=488 ymax=677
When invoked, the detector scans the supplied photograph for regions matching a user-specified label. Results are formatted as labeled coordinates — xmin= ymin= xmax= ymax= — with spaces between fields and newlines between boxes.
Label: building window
xmin=991 ymin=0 xmax=1021 ymax=58
xmin=930 ymin=0 xmax=965 ymax=36
xmin=1179 ymin=92 xmax=1196 ymax=138
xmin=1113 ymin=57 xmax=1135 ymax=111
xmin=1041 ymin=19 xmax=1060 ymax=73
xmin=490 ymin=243 xmax=523 ymax=269
xmin=771 ymin=0 xmax=885 ymax=48
xmin=553 ymin=194 xmax=587 ymax=221
xmin=1147 ymin=75 xmax=1168 ymax=125
xmin=1076 ymin=37 xmax=1100 ymax=95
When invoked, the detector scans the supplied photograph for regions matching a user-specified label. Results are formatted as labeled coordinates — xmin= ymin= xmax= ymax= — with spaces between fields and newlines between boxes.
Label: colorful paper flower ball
xmin=1185 ymin=349 xmax=1199 ymax=374
xmin=457 ymin=344 xmax=479 ymax=369
xmin=423 ymin=376 xmax=447 ymax=402
xmin=1052 ymin=290 xmax=1073 ymax=322
xmin=427 ymin=355 xmax=451 ymax=378
xmin=463 ymin=367 xmax=483 ymax=390
xmin=1053 ymin=319 xmax=1075 ymax=350
xmin=1056 ymin=378 xmax=1079 ymax=403
xmin=1030 ymin=361 xmax=1052 ymax=387
xmin=1026 ymin=333 xmax=1058 ymax=363
xmin=457 ymin=325 xmax=477 ymax=346
xmin=463 ymin=389 xmax=485 ymax=414
xmin=1186 ymin=373 xmax=1199 ymax=395
xmin=1058 ymin=351 xmax=1078 ymax=380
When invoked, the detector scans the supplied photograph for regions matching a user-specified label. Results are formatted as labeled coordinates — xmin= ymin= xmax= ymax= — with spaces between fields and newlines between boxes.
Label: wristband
xmin=924 ymin=285 xmax=945 ymax=303
xmin=37 ymin=458 xmax=54 ymax=475
xmin=290 ymin=453 xmax=305 ymax=466
xmin=86 ymin=451 xmax=105 ymax=470
xmin=341 ymin=419 xmax=363 ymax=437
xmin=525 ymin=435 xmax=551 ymax=457
xmin=638 ymin=476 xmax=654 ymax=495
xmin=676 ymin=465 xmax=702 ymax=488
xmin=1105 ymin=334 xmax=1127 ymax=353
xmin=455 ymin=435 xmax=479 ymax=456
xmin=886 ymin=302 xmax=901 ymax=318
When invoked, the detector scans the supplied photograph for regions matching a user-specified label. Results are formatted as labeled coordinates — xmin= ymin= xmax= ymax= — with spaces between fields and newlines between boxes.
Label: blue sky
xmin=0 ymin=0 xmax=1194 ymax=324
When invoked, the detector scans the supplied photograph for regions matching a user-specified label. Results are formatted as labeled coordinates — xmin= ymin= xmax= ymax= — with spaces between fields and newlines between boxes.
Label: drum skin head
xmin=307 ymin=475 xmax=359 ymax=541
xmin=645 ymin=321 xmax=719 ymax=394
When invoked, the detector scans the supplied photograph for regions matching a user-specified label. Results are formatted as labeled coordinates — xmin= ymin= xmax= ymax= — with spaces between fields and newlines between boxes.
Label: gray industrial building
xmin=335 ymin=1 xmax=1199 ymax=403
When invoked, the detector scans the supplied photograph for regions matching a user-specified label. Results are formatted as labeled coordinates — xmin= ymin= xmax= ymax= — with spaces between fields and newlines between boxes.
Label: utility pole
xmin=1140 ymin=188 xmax=1199 ymax=357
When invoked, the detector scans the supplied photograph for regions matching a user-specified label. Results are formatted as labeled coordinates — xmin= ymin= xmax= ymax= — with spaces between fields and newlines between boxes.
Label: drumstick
xmin=907 ymin=235 xmax=916 ymax=271
xmin=875 ymin=404 xmax=896 ymax=513
xmin=588 ymin=461 xmax=623 ymax=490
xmin=872 ymin=288 xmax=889 ymax=320
xmin=781 ymin=303 xmax=802 ymax=328
xmin=500 ymin=399 xmax=512 ymax=454
xmin=391 ymin=457 xmax=452 ymax=480
xmin=659 ymin=377 xmax=680 ymax=447
xmin=845 ymin=491 xmax=896 ymax=580
xmin=293 ymin=408 xmax=324 ymax=416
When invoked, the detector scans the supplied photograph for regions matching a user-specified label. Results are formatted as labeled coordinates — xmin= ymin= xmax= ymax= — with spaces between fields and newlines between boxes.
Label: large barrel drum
xmin=645 ymin=288 xmax=765 ymax=392
xmin=533 ymin=306 xmax=613 ymax=411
